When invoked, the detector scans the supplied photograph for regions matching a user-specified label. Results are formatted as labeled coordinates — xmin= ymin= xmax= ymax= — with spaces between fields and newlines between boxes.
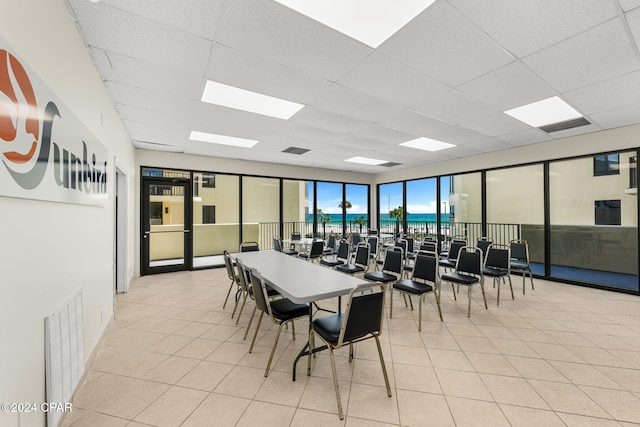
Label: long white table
xmin=232 ymin=250 xmax=367 ymax=379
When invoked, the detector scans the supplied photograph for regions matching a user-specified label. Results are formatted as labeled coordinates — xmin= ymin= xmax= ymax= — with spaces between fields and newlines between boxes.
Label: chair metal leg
xmin=249 ymin=311 xmax=264 ymax=353
xmin=496 ymin=277 xmax=501 ymax=306
xmin=435 ymin=288 xmax=443 ymax=321
xmin=235 ymin=293 xmax=249 ymax=325
xmin=291 ymin=320 xmax=296 ymax=340
xmin=222 ymin=281 xmax=235 ymax=308
xmin=418 ymin=295 xmax=423 ymax=331
xmin=389 ymin=288 xmax=394 ymax=319
xmin=508 ymin=275 xmax=514 ymax=300
xmin=243 ymin=305 xmax=258 ymax=340
xmin=230 ymin=289 xmax=243 ymax=319
xmin=467 ymin=285 xmax=472 ymax=317
xmin=327 ymin=347 xmax=344 ymax=420
xmin=451 ymin=284 xmax=457 ymax=301
xmin=307 ymin=330 xmax=315 ymax=376
xmin=264 ymin=322 xmax=285 ymax=377
xmin=408 ymin=295 xmax=414 ymax=310
xmin=480 ymin=281 xmax=487 ymax=309
xmin=374 ymin=335 xmax=392 ymax=398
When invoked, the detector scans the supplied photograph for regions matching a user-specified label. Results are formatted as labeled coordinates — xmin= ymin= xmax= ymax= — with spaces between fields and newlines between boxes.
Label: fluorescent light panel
xmin=201 ymin=80 xmax=303 ymax=119
xmin=189 ymin=131 xmax=258 ymax=148
xmin=504 ymin=96 xmax=582 ymax=127
xmin=400 ymin=137 xmax=455 ymax=152
xmin=345 ymin=156 xmax=388 ymax=165
xmin=273 ymin=0 xmax=435 ymax=48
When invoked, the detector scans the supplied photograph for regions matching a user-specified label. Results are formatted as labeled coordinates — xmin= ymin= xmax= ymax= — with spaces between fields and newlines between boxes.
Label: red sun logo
xmin=0 ymin=49 xmax=40 ymax=165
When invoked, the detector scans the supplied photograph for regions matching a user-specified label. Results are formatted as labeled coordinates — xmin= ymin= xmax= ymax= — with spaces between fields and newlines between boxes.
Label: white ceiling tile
xmin=590 ymin=103 xmax=640 ymax=129
xmin=205 ymin=44 xmax=332 ymax=104
xmin=276 ymin=121 xmax=344 ymax=143
xmin=412 ymin=90 xmax=499 ymax=125
xmin=334 ymin=136 xmax=393 ymax=151
xmin=309 ymin=84 xmax=404 ymax=122
xmin=71 ymin=0 xmax=212 ymax=75
xmin=467 ymin=138 xmax=516 ymax=153
xmin=563 ymin=71 xmax=640 ymax=115
xmin=460 ymin=113 xmax=532 ymax=137
xmin=290 ymin=107 xmax=371 ymax=134
xmin=378 ymin=110 xmax=453 ymax=136
xmin=449 ymin=0 xmax=617 ymax=57
xmin=495 ymin=128 xmax=553 ymax=146
xmin=546 ymin=123 xmax=602 ymax=139
xmin=97 ymin=0 xmax=224 ymax=40
xmin=430 ymin=126 xmax=489 ymax=145
xmin=620 ymin=0 xmax=640 ymax=12
xmin=627 ymin=7 xmax=640 ymax=49
xmin=379 ymin=1 xmax=515 ymax=86
xmin=216 ymin=0 xmax=372 ymax=81
xmin=523 ymin=19 xmax=640 ymax=93
xmin=337 ymin=52 xmax=450 ymax=108
xmin=355 ymin=125 xmax=417 ymax=145
xmin=458 ymin=61 xmax=557 ymax=111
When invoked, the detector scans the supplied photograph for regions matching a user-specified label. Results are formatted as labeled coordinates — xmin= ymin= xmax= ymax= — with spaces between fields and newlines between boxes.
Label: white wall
xmin=0 ymin=1 xmax=135 ymax=426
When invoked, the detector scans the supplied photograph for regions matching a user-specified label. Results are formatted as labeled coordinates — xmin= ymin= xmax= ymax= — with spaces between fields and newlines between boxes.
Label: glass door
xmin=141 ymin=177 xmax=192 ymax=275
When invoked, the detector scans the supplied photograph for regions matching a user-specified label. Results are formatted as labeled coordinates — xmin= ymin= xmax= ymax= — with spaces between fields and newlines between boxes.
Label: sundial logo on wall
xmin=0 ymin=46 xmax=107 ymax=206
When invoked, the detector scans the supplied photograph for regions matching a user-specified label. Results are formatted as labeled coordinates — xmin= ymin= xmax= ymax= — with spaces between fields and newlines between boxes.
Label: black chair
xmin=240 ymin=241 xmax=259 ymax=252
xmin=364 ymin=246 xmax=403 ymax=284
xmin=476 ymin=237 xmax=493 ymax=262
xmin=323 ymin=234 xmax=338 ymax=255
xmin=248 ymin=268 xmax=309 ymax=377
xmin=510 ymin=239 xmax=534 ymax=294
xmin=441 ymin=246 xmax=487 ymax=317
xmin=483 ymin=244 xmax=514 ymax=306
xmin=308 ymin=282 xmax=391 ymax=420
xmin=320 ymin=240 xmax=350 ymax=268
xmin=439 ymin=240 xmax=465 ymax=271
xmin=368 ymin=229 xmax=378 ymax=236
xmin=273 ymin=237 xmax=297 ymax=256
xmin=367 ymin=236 xmax=379 ymax=266
xmin=336 ymin=242 xmax=369 ymax=275
xmin=391 ymin=251 xmax=443 ymax=329
xmin=290 ymin=231 xmax=301 ymax=250
xmin=222 ymin=250 xmax=240 ymax=309
xmin=440 ymin=237 xmax=466 ymax=259
xmin=298 ymin=239 xmax=325 ymax=263
xmin=419 ymin=241 xmax=437 ymax=252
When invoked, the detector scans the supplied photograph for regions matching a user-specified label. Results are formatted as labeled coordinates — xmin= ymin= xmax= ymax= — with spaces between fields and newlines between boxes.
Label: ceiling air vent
xmin=282 ymin=146 xmax=310 ymax=155
xmin=381 ymin=162 xmax=402 ymax=167
xmin=539 ymin=117 xmax=591 ymax=133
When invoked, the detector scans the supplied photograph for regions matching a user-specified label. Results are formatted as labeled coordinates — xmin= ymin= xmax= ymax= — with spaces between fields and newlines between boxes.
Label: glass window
xmin=242 ymin=176 xmax=280 ymax=250
xmin=550 ymin=152 xmax=637 ymax=290
xmin=443 ymin=172 xmax=481 ymax=244
xmin=379 ymin=182 xmax=403 ymax=238
xmin=283 ymin=180 xmax=313 ymax=241
xmin=406 ymin=178 xmax=437 ymax=239
xmin=316 ymin=182 xmax=343 ymax=238
xmin=594 ymin=154 xmax=620 ymax=176
xmin=345 ymin=184 xmax=369 ymax=235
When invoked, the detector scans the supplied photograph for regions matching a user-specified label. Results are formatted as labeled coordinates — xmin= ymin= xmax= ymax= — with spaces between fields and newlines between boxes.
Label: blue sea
xmin=308 ymin=213 xmax=450 ymax=223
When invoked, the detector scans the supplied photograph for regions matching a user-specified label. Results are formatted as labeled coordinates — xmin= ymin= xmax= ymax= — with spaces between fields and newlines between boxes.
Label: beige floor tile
xmin=134 ymin=386 xmax=207 ymax=427
xmin=455 ymin=335 xmax=500 ymax=354
xmin=93 ymin=378 xmax=170 ymax=420
xmin=499 ymin=404 xmax=566 ymax=427
xmin=489 ymin=338 xmax=540 ymax=358
xmin=172 ymin=321 xmax=213 ymax=338
xmin=596 ymin=366 xmax=640 ymax=393
xmin=580 ymin=385 xmax=640 ymax=423
xmin=435 ymin=368 xmax=492 ymax=401
xmin=214 ymin=365 xmax=267 ymax=399
xmin=446 ymin=396 xmax=510 ymax=427
xmin=175 ymin=337 xmax=222 ymax=360
xmin=346 ymin=382 xmax=398 ymax=424
xmin=388 ymin=329 xmax=424 ymax=347
xmin=396 ymin=389 xmax=455 ymax=427
xmin=549 ymin=361 xmax=622 ymax=388
xmin=207 ymin=340 xmax=252 ymax=365
xmin=393 ymin=364 xmax=440 ymax=394
xmin=176 ymin=359 xmax=234 ymax=391
xmin=480 ymin=373 xmax=550 ymax=409
xmin=181 ymin=393 xmax=250 ymax=427
xmin=352 ymin=358 xmax=396 ymax=388
xmin=298 ymin=376 xmax=351 ymax=414
xmin=145 ymin=334 xmax=194 ymax=355
xmin=527 ymin=379 xmax=610 ymax=418
xmin=142 ymin=355 xmax=200 ymax=384
xmin=390 ymin=344 xmax=431 ymax=366
xmin=109 ymin=351 xmax=169 ymax=378
xmin=68 ymin=411 xmax=129 ymax=427
xmin=428 ymin=349 xmax=474 ymax=371
xmin=234 ymin=400 xmax=296 ymax=427
xmin=254 ymin=370 xmax=309 ymax=407
xmin=290 ymin=408 xmax=346 ymax=426
xmin=506 ymin=356 xmax=569 ymax=382
xmin=556 ymin=412 xmax=622 ymax=427
xmin=421 ymin=332 xmax=461 ymax=351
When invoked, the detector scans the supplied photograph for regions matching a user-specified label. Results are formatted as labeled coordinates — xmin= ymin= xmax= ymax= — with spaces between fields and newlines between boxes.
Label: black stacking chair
xmin=248 ymin=268 xmax=309 ymax=377
xmin=320 ymin=240 xmax=350 ymax=268
xmin=510 ymin=239 xmax=534 ymax=294
xmin=391 ymin=251 xmax=443 ymax=329
xmin=308 ymin=282 xmax=391 ymax=420
xmin=419 ymin=240 xmax=437 ymax=252
xmin=483 ymin=244 xmax=514 ymax=306
xmin=476 ymin=237 xmax=493 ymax=262
xmin=336 ymin=242 xmax=369 ymax=275
xmin=298 ymin=239 xmax=325 ymax=262
xmin=240 ymin=241 xmax=259 ymax=252
xmin=323 ymin=234 xmax=338 ymax=255
xmin=222 ymin=250 xmax=240 ymax=309
xmin=439 ymin=240 xmax=465 ymax=271
xmin=441 ymin=246 xmax=487 ymax=317
xmin=367 ymin=236 xmax=379 ymax=266
xmin=273 ymin=237 xmax=297 ymax=256
xmin=364 ymin=246 xmax=403 ymax=285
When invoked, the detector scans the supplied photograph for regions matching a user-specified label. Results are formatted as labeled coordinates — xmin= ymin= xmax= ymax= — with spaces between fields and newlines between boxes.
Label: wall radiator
xmin=44 ymin=291 xmax=85 ymax=427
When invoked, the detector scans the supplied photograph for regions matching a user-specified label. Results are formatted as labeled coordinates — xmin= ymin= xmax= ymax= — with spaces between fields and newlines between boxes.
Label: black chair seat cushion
xmin=282 ymin=249 xmax=298 ymax=256
xmin=403 ymin=265 xmax=413 ymax=271
xmin=483 ymin=266 xmax=507 ymax=277
xmin=438 ymin=259 xmax=456 ymax=268
xmin=511 ymin=260 xmax=529 ymax=269
xmin=375 ymin=259 xmax=384 ymax=265
xmin=336 ymin=264 xmax=364 ymax=274
xmin=312 ymin=313 xmax=371 ymax=345
xmin=441 ymin=272 xmax=479 ymax=285
xmin=270 ymin=299 xmax=309 ymax=321
xmin=320 ymin=258 xmax=344 ymax=267
xmin=393 ymin=279 xmax=433 ymax=295
xmin=364 ymin=271 xmax=397 ymax=283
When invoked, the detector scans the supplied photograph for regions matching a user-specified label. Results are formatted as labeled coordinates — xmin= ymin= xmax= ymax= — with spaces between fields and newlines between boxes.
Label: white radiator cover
xmin=44 ymin=291 xmax=85 ymax=427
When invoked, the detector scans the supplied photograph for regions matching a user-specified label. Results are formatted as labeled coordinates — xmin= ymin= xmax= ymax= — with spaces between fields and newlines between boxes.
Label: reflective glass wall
xmin=346 ymin=183 xmax=369 ymax=234
xmin=283 ymin=179 xmax=312 ymax=242
xmin=316 ymin=182 xmax=344 ymax=238
xmin=406 ymin=178 xmax=437 ymax=239
xmin=242 ymin=177 xmax=280 ymax=250
xmin=380 ymin=182 xmax=404 ymax=237
xmin=444 ymin=172 xmax=482 ymax=244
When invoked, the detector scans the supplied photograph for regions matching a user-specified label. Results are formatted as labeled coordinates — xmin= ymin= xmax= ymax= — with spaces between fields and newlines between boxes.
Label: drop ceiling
xmin=66 ymin=0 xmax=640 ymax=174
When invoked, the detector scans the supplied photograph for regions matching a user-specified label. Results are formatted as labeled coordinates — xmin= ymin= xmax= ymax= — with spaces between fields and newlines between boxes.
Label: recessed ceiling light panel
xmin=273 ymin=0 xmax=435 ymax=48
xmin=189 ymin=131 xmax=258 ymax=148
xmin=400 ymin=137 xmax=455 ymax=152
xmin=504 ymin=96 xmax=582 ymax=128
xmin=201 ymin=80 xmax=304 ymax=119
xmin=345 ymin=156 xmax=388 ymax=165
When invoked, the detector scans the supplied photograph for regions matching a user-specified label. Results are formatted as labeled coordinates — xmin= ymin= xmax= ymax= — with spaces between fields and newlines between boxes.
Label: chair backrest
xmin=485 ymin=244 xmax=510 ymax=270
xmin=368 ymin=229 xmax=378 ymax=236
xmin=351 ymin=233 xmax=362 ymax=245
xmin=424 ymin=236 xmax=437 ymax=243
xmin=240 ymin=241 xmax=259 ymax=252
xmin=382 ymin=246 xmax=404 ymax=275
xmin=326 ymin=234 xmax=337 ymax=249
xmin=223 ymin=250 xmax=235 ymax=281
xmin=411 ymin=251 xmax=438 ymax=283
xmin=420 ymin=241 xmax=437 ymax=252
xmin=235 ymin=258 xmax=250 ymax=292
xmin=456 ymin=246 xmax=483 ymax=275
xmin=248 ymin=268 xmax=270 ymax=314
xmin=336 ymin=241 xmax=351 ymax=261
xmin=272 ymin=238 xmax=283 ymax=252
xmin=310 ymin=239 xmax=325 ymax=257
xmin=448 ymin=241 xmax=465 ymax=261
xmin=405 ymin=237 xmax=415 ymax=253
xmin=510 ymin=239 xmax=529 ymax=262
xmin=368 ymin=236 xmax=379 ymax=256
xmin=291 ymin=231 xmax=301 ymax=241
xmin=476 ymin=238 xmax=492 ymax=259
xmin=353 ymin=242 xmax=370 ymax=267
xmin=337 ymin=282 xmax=386 ymax=347
xmin=395 ymin=239 xmax=408 ymax=260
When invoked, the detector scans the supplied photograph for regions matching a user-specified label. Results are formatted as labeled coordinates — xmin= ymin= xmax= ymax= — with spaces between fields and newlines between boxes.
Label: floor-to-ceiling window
xmin=406 ymin=178 xmax=437 ymax=239
xmin=486 ymin=165 xmax=545 ymax=274
xmin=379 ymin=182 xmax=403 ymax=237
xmin=345 ymin=183 xmax=369 ymax=234
xmin=443 ymin=172 xmax=482 ymax=244
xmin=283 ymin=179 xmax=313 ymax=241
xmin=316 ymin=182 xmax=344 ymax=238
xmin=549 ymin=151 xmax=638 ymax=290
xmin=242 ymin=176 xmax=280 ymax=250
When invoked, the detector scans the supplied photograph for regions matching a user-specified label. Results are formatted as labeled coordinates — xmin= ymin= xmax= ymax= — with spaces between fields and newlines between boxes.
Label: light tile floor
xmin=62 ymin=267 xmax=640 ymax=426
